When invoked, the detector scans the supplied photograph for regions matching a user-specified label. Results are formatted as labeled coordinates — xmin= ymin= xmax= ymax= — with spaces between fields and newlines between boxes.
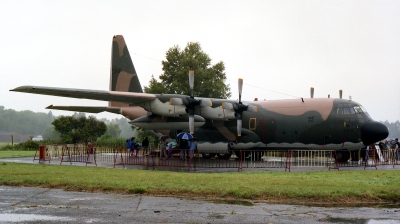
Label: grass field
xmin=0 ymin=142 xmax=11 ymax=148
xmin=1 ymin=159 xmax=400 ymax=206
xmin=0 ymin=151 xmax=36 ymax=158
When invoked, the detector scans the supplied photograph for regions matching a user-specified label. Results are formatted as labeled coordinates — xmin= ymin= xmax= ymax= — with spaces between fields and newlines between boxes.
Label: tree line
xmin=0 ymin=106 xmax=134 ymax=140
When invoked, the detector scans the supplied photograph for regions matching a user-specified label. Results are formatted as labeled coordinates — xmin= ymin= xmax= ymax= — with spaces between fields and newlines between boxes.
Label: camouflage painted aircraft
xmin=10 ymin=35 xmax=389 ymax=161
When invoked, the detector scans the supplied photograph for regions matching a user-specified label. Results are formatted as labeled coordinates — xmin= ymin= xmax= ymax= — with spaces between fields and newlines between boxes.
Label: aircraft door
xmin=263 ymin=115 xmax=277 ymax=144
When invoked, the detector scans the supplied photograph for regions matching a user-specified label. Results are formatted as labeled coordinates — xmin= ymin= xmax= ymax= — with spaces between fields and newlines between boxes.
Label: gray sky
xmin=1 ymin=0 xmax=399 ymax=122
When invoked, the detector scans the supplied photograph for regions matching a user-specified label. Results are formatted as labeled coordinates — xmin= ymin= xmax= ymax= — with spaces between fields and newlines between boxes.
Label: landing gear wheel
xmin=234 ymin=151 xmax=250 ymax=160
xmin=251 ymin=151 xmax=263 ymax=161
xmin=202 ymin=153 xmax=216 ymax=159
xmin=350 ymin=151 xmax=359 ymax=161
xmin=335 ymin=150 xmax=350 ymax=163
xmin=217 ymin=151 xmax=232 ymax=160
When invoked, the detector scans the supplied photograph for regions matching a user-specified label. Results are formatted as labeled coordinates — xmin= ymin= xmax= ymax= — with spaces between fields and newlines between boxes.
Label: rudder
xmin=109 ymin=35 xmax=143 ymax=107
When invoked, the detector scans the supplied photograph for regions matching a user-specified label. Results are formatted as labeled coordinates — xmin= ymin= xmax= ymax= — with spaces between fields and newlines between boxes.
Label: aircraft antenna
xmin=310 ymin=87 xmax=314 ymax=98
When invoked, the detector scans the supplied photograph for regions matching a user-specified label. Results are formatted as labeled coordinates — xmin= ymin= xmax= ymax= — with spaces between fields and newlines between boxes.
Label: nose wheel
xmin=335 ymin=150 xmax=350 ymax=163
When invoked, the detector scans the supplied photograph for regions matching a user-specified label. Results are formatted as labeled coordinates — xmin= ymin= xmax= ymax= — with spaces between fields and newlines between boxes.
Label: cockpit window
xmin=337 ymin=104 xmax=356 ymax=114
xmin=353 ymin=106 xmax=363 ymax=113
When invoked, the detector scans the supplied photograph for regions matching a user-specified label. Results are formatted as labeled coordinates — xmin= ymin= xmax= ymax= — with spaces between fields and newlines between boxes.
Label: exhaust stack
xmin=310 ymin=87 xmax=314 ymax=98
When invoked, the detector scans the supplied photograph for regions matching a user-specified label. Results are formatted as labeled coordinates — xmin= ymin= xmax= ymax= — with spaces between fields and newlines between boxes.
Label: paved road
xmin=1 ymin=186 xmax=400 ymax=224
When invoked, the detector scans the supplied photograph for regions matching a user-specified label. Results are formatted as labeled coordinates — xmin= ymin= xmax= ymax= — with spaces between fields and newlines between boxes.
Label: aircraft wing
xmin=45 ymin=105 xmax=123 ymax=114
xmin=10 ymin=86 xmax=156 ymax=104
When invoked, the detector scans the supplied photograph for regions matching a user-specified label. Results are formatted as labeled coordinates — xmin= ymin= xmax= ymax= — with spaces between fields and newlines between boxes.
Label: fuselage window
xmin=249 ymin=118 xmax=257 ymax=130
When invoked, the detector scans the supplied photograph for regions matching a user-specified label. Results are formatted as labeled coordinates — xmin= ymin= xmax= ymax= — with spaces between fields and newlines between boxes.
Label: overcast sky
xmin=1 ymin=0 xmax=399 ymax=122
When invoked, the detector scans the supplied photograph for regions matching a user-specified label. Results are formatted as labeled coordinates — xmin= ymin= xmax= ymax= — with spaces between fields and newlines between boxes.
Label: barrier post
xmin=329 ymin=151 xmax=339 ymax=171
xmin=60 ymin=144 xmax=72 ymax=165
xmin=113 ymin=148 xmax=125 ymax=168
xmin=237 ymin=150 xmax=243 ymax=172
xmin=34 ymin=145 xmax=50 ymax=164
xmin=393 ymin=149 xmax=399 ymax=168
xmin=285 ymin=150 xmax=291 ymax=172
xmin=85 ymin=144 xmax=97 ymax=166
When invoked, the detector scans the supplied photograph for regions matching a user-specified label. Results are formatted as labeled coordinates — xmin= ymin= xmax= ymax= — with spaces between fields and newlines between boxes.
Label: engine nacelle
xmin=139 ymin=98 xmax=187 ymax=117
xmin=195 ymin=106 xmax=236 ymax=120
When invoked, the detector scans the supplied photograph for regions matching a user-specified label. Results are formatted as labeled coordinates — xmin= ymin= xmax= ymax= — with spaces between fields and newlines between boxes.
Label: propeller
xmin=170 ymin=70 xmax=210 ymax=134
xmin=222 ymin=78 xmax=257 ymax=137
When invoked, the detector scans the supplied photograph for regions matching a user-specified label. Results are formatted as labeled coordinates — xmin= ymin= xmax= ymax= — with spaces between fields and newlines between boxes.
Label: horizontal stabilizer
xmin=10 ymin=86 xmax=156 ymax=105
xmin=46 ymin=105 xmax=122 ymax=114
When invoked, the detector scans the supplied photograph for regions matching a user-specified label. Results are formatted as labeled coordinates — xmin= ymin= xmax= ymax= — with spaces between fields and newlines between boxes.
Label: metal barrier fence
xmin=39 ymin=145 xmax=399 ymax=171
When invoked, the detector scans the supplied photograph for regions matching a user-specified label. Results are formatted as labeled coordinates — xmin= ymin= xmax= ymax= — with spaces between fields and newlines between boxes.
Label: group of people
xmin=363 ymin=138 xmax=399 ymax=161
xmin=125 ymin=136 xmax=149 ymax=156
xmin=159 ymin=138 xmax=197 ymax=160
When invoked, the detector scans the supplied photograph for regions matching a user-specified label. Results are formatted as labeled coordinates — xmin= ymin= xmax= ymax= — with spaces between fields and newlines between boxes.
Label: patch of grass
xmin=0 ymin=151 xmax=36 ymax=158
xmin=0 ymin=142 xmax=11 ymax=149
xmin=1 ymin=162 xmax=400 ymax=205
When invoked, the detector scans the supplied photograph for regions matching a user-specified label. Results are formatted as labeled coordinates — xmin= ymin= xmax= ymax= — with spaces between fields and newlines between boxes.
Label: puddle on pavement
xmin=322 ymin=217 xmax=400 ymax=224
xmin=0 ymin=213 xmax=73 ymax=222
xmin=207 ymin=214 xmax=224 ymax=219
xmin=213 ymin=199 xmax=253 ymax=206
xmin=303 ymin=203 xmax=400 ymax=208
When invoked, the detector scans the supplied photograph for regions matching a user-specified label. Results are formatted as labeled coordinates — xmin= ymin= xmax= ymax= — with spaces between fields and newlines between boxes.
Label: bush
xmin=95 ymin=137 xmax=126 ymax=148
xmin=22 ymin=140 xmax=39 ymax=150
xmin=1 ymin=140 xmax=40 ymax=151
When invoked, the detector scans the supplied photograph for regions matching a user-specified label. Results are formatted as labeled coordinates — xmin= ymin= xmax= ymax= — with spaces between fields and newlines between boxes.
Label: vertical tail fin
xmin=109 ymin=35 xmax=143 ymax=107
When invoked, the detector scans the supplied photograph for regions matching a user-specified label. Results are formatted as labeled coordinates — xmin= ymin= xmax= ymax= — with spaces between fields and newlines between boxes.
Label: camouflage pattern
xmin=110 ymin=35 xmax=143 ymax=107
xmin=10 ymin=35 xmax=389 ymax=157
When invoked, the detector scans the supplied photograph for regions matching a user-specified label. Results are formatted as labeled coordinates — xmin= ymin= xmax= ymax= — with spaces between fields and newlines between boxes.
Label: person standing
xmin=188 ymin=139 xmax=196 ymax=160
xmin=179 ymin=139 xmax=188 ymax=160
xmin=167 ymin=142 xmax=174 ymax=159
xmin=158 ymin=140 xmax=166 ymax=159
xmin=126 ymin=137 xmax=134 ymax=156
xmin=396 ymin=138 xmax=400 ymax=161
xmin=388 ymin=138 xmax=399 ymax=160
xmin=142 ymin=137 xmax=149 ymax=156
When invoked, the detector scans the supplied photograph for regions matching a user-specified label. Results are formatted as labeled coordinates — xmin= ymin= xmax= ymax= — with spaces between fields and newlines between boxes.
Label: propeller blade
xmin=238 ymin=78 xmax=243 ymax=103
xmin=189 ymin=115 xmax=194 ymax=134
xmin=170 ymin=98 xmax=184 ymax=105
xmin=189 ymin=70 xmax=194 ymax=98
xmin=237 ymin=119 xmax=242 ymax=137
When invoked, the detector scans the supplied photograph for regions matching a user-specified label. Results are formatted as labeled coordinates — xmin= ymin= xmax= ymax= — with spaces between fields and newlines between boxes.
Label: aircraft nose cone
xmin=360 ymin=120 xmax=389 ymax=146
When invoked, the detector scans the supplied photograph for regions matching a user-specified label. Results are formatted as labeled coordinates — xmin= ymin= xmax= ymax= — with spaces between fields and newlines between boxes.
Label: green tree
xmin=0 ymin=106 xmax=55 ymax=135
xmin=52 ymin=115 xmax=107 ymax=143
xmin=42 ymin=124 xmax=61 ymax=141
xmin=144 ymin=42 xmax=231 ymax=99
xmin=382 ymin=120 xmax=400 ymax=139
xmin=106 ymin=122 xmax=122 ymax=138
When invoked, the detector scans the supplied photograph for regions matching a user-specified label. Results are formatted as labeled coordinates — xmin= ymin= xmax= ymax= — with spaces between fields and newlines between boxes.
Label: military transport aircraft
xmin=10 ymin=35 xmax=389 ymax=162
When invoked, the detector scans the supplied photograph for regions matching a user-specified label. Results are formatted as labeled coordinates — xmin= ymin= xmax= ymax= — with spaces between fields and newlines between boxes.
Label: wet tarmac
xmin=1 ymin=186 xmax=400 ymax=224
xmin=1 ymin=157 xmax=400 ymax=223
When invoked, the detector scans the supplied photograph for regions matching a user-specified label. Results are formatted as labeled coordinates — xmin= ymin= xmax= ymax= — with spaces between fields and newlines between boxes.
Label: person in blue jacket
xmin=126 ymin=137 xmax=134 ymax=156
